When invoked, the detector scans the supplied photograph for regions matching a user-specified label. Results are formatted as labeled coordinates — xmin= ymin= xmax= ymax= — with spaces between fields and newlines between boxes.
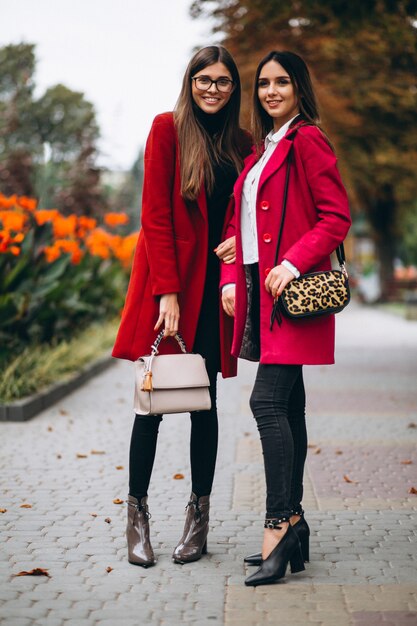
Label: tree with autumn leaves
xmin=191 ymin=0 xmax=417 ymax=299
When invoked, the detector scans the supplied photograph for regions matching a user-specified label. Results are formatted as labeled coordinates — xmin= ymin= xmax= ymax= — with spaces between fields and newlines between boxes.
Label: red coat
xmin=112 ymin=112 xmax=250 ymax=378
xmin=221 ymin=122 xmax=352 ymax=365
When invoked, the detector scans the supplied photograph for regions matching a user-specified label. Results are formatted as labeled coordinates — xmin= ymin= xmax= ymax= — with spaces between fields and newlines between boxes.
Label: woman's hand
xmin=265 ymin=265 xmax=295 ymax=299
xmin=154 ymin=293 xmax=180 ymax=337
xmin=215 ymin=236 xmax=236 ymax=264
xmin=222 ymin=286 xmax=235 ymax=317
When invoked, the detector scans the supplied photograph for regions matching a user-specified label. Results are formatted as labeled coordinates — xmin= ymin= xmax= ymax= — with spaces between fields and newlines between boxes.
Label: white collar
xmin=264 ymin=115 xmax=300 ymax=148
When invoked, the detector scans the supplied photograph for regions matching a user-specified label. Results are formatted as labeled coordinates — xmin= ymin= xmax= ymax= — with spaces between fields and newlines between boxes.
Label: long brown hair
xmin=252 ymin=51 xmax=320 ymax=153
xmin=175 ymin=46 xmax=243 ymax=201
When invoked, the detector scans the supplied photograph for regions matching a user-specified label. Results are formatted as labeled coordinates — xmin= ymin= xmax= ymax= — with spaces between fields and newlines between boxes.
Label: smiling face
xmin=191 ymin=62 xmax=234 ymax=114
xmin=257 ymin=60 xmax=300 ymax=131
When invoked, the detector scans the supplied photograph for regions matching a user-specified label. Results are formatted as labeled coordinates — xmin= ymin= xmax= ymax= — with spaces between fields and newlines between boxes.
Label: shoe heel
xmin=289 ymin=544 xmax=305 ymax=574
xmin=300 ymin=534 xmax=310 ymax=562
xmin=202 ymin=540 xmax=207 ymax=555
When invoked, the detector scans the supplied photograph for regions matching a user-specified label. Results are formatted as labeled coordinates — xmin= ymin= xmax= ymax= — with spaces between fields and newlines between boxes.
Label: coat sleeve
xmin=283 ymin=126 xmax=352 ymax=274
xmin=140 ymin=113 xmax=181 ymax=296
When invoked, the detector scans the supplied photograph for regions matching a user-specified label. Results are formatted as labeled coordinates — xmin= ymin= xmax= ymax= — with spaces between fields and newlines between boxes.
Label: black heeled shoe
xmin=245 ymin=523 xmax=305 ymax=587
xmin=244 ymin=511 xmax=310 ymax=566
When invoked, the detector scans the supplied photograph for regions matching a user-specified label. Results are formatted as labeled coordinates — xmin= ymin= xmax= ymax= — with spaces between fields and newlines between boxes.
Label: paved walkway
xmin=1 ymin=303 xmax=416 ymax=626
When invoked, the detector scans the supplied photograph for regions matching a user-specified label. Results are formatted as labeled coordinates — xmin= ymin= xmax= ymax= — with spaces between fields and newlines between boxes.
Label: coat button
xmin=265 ymin=267 xmax=271 ymax=277
xmin=263 ymin=233 xmax=272 ymax=243
xmin=260 ymin=200 xmax=270 ymax=210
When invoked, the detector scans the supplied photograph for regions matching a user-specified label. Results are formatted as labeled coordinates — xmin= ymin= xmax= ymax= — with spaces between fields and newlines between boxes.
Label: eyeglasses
xmin=191 ymin=75 xmax=235 ymax=93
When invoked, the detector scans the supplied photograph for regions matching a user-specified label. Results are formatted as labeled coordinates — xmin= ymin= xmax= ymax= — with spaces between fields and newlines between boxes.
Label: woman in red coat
xmin=112 ymin=46 xmax=251 ymax=568
xmin=220 ymin=51 xmax=351 ymax=586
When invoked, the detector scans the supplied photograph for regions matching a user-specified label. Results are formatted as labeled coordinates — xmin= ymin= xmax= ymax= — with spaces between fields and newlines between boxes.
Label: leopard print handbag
xmin=270 ymin=129 xmax=350 ymax=329
xmin=279 ymin=265 xmax=350 ymax=320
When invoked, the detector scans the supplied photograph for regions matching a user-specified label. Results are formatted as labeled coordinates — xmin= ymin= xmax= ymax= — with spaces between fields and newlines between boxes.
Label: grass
xmin=0 ymin=319 xmax=119 ymax=403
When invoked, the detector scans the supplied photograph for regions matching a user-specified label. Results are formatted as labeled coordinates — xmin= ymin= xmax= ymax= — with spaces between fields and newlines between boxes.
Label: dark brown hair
xmin=252 ymin=50 xmax=320 ymax=152
xmin=174 ymin=45 xmax=243 ymax=201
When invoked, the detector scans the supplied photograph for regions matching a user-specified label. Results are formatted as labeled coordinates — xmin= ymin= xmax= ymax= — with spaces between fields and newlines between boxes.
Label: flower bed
xmin=0 ymin=193 xmax=137 ymax=366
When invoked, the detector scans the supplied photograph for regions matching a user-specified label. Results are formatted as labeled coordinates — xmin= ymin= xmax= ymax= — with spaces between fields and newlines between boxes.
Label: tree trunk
xmin=367 ymin=184 xmax=397 ymax=301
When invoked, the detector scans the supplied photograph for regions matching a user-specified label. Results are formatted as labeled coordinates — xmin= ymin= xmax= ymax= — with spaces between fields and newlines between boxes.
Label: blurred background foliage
xmin=191 ymin=0 xmax=417 ymax=299
xmin=0 ymin=42 xmax=143 ymax=221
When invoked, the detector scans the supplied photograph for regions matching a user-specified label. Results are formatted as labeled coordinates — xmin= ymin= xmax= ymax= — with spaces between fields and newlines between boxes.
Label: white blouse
xmin=241 ymin=115 xmax=300 ymax=270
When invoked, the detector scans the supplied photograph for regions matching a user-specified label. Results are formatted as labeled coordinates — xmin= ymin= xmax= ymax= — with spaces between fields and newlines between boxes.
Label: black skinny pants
xmin=249 ymin=363 xmax=307 ymax=520
xmin=129 ymin=369 xmax=218 ymax=500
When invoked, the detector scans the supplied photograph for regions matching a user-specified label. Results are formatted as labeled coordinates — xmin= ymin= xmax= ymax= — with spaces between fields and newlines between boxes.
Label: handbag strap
xmin=273 ymin=126 xmax=347 ymax=274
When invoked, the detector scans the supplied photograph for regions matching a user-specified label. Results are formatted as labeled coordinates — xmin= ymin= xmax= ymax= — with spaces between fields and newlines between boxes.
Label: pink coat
xmin=221 ymin=123 xmax=352 ymax=365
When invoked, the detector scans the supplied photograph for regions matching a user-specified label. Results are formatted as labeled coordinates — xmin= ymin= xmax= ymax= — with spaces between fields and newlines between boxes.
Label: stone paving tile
xmin=225 ymin=584 xmax=417 ymax=626
xmin=307 ymin=444 xmax=417 ymax=501
xmin=351 ymin=611 xmax=417 ymax=625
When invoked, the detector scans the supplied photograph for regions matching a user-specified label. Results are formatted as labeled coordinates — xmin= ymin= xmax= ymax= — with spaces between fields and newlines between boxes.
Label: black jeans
xmin=129 ymin=367 xmax=218 ymax=501
xmin=249 ymin=364 xmax=307 ymax=520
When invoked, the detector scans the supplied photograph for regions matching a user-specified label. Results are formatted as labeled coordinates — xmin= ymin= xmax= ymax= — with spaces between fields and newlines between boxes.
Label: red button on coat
xmin=263 ymin=233 xmax=272 ymax=243
xmin=265 ymin=267 xmax=271 ymax=277
xmin=260 ymin=200 xmax=270 ymax=210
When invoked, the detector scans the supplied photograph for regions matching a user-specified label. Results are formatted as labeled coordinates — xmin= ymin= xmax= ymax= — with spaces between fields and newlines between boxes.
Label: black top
xmin=195 ymin=106 xmax=238 ymax=283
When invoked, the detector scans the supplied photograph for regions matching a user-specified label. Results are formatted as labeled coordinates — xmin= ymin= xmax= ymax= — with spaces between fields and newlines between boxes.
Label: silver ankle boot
xmin=126 ymin=495 xmax=156 ymax=567
xmin=172 ymin=492 xmax=210 ymax=564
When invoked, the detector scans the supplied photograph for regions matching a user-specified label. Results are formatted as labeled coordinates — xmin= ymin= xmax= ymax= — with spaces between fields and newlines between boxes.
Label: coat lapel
xmin=257 ymin=136 xmax=294 ymax=192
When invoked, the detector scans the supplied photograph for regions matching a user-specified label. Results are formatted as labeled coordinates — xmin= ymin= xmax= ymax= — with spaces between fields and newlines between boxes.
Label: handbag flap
xmin=136 ymin=353 xmax=210 ymax=390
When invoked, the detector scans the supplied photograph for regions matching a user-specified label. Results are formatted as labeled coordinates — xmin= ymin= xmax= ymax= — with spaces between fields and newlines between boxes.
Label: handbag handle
xmin=273 ymin=128 xmax=347 ymax=275
xmin=141 ymin=331 xmax=188 ymax=392
xmin=150 ymin=330 xmax=188 ymax=356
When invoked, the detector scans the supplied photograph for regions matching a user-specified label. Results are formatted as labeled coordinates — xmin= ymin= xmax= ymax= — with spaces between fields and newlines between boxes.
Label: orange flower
xmin=56 ymin=239 xmax=83 ymax=264
xmin=0 ymin=210 xmax=27 ymax=232
xmin=113 ymin=232 xmax=138 ymax=267
xmin=34 ymin=209 xmax=59 ymax=226
xmin=77 ymin=216 xmax=97 ymax=238
xmin=9 ymin=245 xmax=21 ymax=256
xmin=104 ymin=212 xmax=129 ymax=227
xmin=43 ymin=239 xmax=83 ymax=264
xmin=85 ymin=227 xmax=115 ymax=259
xmin=0 ymin=230 xmax=11 ymax=252
xmin=44 ymin=243 xmax=61 ymax=263
xmin=53 ymin=214 xmax=77 ymax=239
xmin=0 ymin=194 xmax=19 ymax=209
xmin=18 ymin=196 xmax=38 ymax=211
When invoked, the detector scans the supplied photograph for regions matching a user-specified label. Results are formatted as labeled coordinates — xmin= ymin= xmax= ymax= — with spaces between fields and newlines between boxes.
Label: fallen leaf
xmin=106 ymin=567 xmax=113 ymax=573
xmin=408 ymin=487 xmax=417 ymax=495
xmin=173 ymin=473 xmax=184 ymax=480
xmin=47 ymin=426 xmax=53 ymax=432
xmin=115 ymin=466 xmax=124 ymax=470
xmin=407 ymin=422 xmax=416 ymax=429
xmin=90 ymin=513 xmax=98 ymax=517
xmin=59 ymin=409 xmax=68 ymax=416
xmin=343 ymin=474 xmax=359 ymax=484
xmin=14 ymin=568 xmax=50 ymax=577
xmin=335 ymin=450 xmax=343 ymax=455
xmin=76 ymin=453 xmax=88 ymax=459
xmin=104 ymin=517 xmax=111 ymax=524
xmin=91 ymin=450 xmax=105 ymax=455
xmin=0 ymin=508 xmax=7 ymax=513
xmin=20 ymin=504 xmax=32 ymax=509
xmin=113 ymin=499 xmax=124 ymax=505
xmin=314 ymin=448 xmax=322 ymax=455
xmin=56 ymin=454 xmax=62 ymax=459
xmin=400 ymin=459 xmax=413 ymax=465
xmin=244 ymin=432 xmax=251 ymax=437
xmin=307 ymin=443 xmax=318 ymax=448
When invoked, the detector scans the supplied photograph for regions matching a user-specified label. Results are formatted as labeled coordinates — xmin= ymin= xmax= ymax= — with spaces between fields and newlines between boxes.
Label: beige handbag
xmin=134 ymin=331 xmax=211 ymax=415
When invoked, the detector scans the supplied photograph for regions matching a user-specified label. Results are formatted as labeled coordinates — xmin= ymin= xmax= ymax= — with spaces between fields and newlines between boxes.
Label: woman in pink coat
xmin=220 ymin=51 xmax=351 ymax=586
